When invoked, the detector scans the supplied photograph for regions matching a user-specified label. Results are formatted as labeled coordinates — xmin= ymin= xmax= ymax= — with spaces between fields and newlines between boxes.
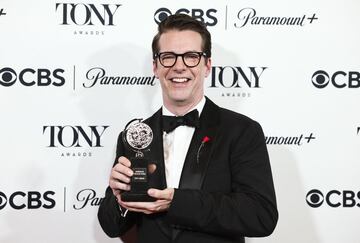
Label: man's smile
xmin=169 ymin=77 xmax=191 ymax=83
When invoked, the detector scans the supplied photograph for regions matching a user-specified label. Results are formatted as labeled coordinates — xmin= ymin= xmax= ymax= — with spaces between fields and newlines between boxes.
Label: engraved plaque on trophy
xmin=121 ymin=119 xmax=156 ymax=202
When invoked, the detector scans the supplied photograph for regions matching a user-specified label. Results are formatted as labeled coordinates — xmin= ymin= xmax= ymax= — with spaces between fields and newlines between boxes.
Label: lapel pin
xmin=197 ymin=136 xmax=211 ymax=164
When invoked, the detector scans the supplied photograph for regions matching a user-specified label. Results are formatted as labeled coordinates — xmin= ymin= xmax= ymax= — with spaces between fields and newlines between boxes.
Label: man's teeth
xmin=171 ymin=78 xmax=188 ymax=83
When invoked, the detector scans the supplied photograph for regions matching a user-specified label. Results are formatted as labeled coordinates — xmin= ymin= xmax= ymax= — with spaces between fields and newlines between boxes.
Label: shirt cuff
xmin=118 ymin=205 xmax=129 ymax=217
xmin=115 ymin=196 xmax=129 ymax=217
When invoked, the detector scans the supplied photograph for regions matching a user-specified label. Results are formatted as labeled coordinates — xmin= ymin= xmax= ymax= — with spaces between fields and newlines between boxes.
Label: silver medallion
xmin=124 ymin=120 xmax=153 ymax=151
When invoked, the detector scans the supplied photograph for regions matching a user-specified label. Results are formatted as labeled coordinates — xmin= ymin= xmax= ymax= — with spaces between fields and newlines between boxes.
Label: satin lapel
xmin=144 ymin=108 xmax=172 ymax=238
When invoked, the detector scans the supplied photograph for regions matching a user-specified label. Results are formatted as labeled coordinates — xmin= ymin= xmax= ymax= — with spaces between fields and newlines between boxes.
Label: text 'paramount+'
xmin=73 ymin=189 xmax=103 ymax=210
xmin=233 ymin=8 xmax=318 ymax=28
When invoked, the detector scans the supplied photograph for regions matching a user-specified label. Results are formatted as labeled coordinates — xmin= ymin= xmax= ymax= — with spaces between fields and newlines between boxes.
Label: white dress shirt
xmin=162 ymin=97 xmax=206 ymax=188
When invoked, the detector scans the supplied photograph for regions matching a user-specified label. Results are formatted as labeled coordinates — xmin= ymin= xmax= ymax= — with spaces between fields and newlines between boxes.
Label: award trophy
xmin=121 ymin=119 xmax=156 ymax=202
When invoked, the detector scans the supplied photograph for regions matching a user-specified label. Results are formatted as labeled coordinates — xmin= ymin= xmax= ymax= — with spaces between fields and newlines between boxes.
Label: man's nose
xmin=172 ymin=56 xmax=186 ymax=70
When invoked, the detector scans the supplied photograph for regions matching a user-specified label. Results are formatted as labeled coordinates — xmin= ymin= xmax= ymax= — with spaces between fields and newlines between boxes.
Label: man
xmin=98 ymin=14 xmax=278 ymax=243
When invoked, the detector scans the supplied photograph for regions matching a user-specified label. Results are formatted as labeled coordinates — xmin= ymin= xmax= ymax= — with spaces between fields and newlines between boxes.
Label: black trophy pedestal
xmin=121 ymin=157 xmax=156 ymax=202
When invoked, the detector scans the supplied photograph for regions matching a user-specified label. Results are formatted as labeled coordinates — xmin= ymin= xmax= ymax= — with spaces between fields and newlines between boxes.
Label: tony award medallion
xmin=121 ymin=119 xmax=156 ymax=202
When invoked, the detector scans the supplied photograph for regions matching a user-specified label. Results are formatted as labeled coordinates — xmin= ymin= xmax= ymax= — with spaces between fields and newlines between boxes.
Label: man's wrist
xmin=115 ymin=195 xmax=128 ymax=217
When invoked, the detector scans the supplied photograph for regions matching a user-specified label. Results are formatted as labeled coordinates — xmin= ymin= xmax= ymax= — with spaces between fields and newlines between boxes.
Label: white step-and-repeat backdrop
xmin=1 ymin=0 xmax=359 ymax=242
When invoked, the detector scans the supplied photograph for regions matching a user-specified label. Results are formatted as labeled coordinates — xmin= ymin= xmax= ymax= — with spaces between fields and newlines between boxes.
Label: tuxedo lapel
xmin=147 ymin=98 xmax=221 ymax=241
xmin=178 ymin=97 xmax=220 ymax=190
xmin=172 ymin=98 xmax=220 ymax=241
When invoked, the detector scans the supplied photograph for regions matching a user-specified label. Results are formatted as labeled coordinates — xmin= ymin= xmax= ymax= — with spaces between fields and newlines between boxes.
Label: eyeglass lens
xmin=159 ymin=52 xmax=202 ymax=67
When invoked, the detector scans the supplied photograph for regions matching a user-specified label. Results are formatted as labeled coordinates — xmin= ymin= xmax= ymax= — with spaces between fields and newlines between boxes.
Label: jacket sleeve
xmin=166 ymin=120 xmax=278 ymax=238
xmin=97 ymin=132 xmax=139 ymax=237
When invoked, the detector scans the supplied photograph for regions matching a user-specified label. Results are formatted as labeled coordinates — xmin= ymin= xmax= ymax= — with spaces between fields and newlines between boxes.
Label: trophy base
xmin=120 ymin=157 xmax=157 ymax=202
xmin=121 ymin=191 xmax=156 ymax=202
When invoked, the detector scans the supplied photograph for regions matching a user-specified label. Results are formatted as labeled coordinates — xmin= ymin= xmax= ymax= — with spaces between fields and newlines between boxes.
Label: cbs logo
xmin=312 ymin=70 xmax=360 ymax=88
xmin=154 ymin=7 xmax=218 ymax=26
xmin=0 ymin=67 xmax=65 ymax=87
xmin=0 ymin=191 xmax=56 ymax=210
xmin=306 ymin=189 xmax=360 ymax=208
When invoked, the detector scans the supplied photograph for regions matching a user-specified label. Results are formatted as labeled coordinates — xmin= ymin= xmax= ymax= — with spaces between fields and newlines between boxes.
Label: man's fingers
xmin=118 ymin=156 xmax=131 ymax=167
xmin=111 ymin=169 xmax=131 ymax=184
xmin=109 ymin=179 xmax=130 ymax=191
xmin=113 ymin=159 xmax=133 ymax=177
xmin=120 ymin=200 xmax=170 ymax=214
xmin=148 ymin=188 xmax=174 ymax=200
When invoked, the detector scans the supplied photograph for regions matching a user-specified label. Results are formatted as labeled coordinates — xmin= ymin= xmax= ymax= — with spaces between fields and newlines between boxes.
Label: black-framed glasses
xmin=154 ymin=51 xmax=207 ymax=68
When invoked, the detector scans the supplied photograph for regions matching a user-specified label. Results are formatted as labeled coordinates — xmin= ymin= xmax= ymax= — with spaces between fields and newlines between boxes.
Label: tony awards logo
xmin=122 ymin=119 xmax=156 ymax=201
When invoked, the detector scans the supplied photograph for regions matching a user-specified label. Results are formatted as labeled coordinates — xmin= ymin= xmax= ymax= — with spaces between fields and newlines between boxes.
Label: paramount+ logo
xmin=311 ymin=70 xmax=360 ymax=88
xmin=306 ymin=189 xmax=360 ymax=208
xmin=73 ymin=188 xmax=103 ymax=210
xmin=0 ymin=67 xmax=65 ymax=87
xmin=0 ymin=190 xmax=56 ymax=210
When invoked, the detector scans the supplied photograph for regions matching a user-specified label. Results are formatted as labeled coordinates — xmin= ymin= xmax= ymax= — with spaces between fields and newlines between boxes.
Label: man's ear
xmin=153 ymin=60 xmax=159 ymax=78
xmin=205 ymin=58 xmax=212 ymax=78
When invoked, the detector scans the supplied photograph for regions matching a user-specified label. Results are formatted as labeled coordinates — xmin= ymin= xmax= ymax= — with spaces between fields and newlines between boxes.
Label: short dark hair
xmin=152 ymin=14 xmax=212 ymax=59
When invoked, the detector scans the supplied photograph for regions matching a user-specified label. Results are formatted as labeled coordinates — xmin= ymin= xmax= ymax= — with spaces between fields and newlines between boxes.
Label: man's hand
xmin=109 ymin=156 xmax=133 ymax=202
xmin=118 ymin=188 xmax=175 ymax=214
xmin=109 ymin=156 xmax=174 ymax=214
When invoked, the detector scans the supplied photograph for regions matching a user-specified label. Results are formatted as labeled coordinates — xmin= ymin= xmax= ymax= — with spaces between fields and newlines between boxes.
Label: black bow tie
xmin=162 ymin=109 xmax=200 ymax=133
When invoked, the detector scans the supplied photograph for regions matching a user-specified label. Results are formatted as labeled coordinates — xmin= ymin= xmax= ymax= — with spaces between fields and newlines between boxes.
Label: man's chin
xmin=169 ymin=96 xmax=191 ymax=105
xmin=172 ymin=98 xmax=188 ymax=104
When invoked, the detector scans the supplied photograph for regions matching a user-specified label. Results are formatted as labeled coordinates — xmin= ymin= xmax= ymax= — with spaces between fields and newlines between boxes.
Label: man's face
xmin=153 ymin=30 xmax=211 ymax=110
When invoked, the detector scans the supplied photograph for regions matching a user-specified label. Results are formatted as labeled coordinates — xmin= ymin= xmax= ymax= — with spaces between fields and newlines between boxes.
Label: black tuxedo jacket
xmin=98 ymin=97 xmax=278 ymax=243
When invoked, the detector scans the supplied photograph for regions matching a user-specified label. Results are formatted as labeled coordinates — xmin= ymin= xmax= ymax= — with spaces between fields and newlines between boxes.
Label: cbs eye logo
xmin=311 ymin=70 xmax=360 ymax=88
xmin=311 ymin=70 xmax=329 ymax=89
xmin=154 ymin=8 xmax=218 ymax=27
xmin=306 ymin=189 xmax=324 ymax=208
xmin=306 ymin=189 xmax=360 ymax=208
xmin=0 ymin=68 xmax=17 ymax=87
xmin=0 ymin=191 xmax=8 ymax=209
xmin=154 ymin=8 xmax=172 ymax=23
xmin=0 ymin=67 xmax=65 ymax=87
xmin=0 ymin=190 xmax=56 ymax=210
